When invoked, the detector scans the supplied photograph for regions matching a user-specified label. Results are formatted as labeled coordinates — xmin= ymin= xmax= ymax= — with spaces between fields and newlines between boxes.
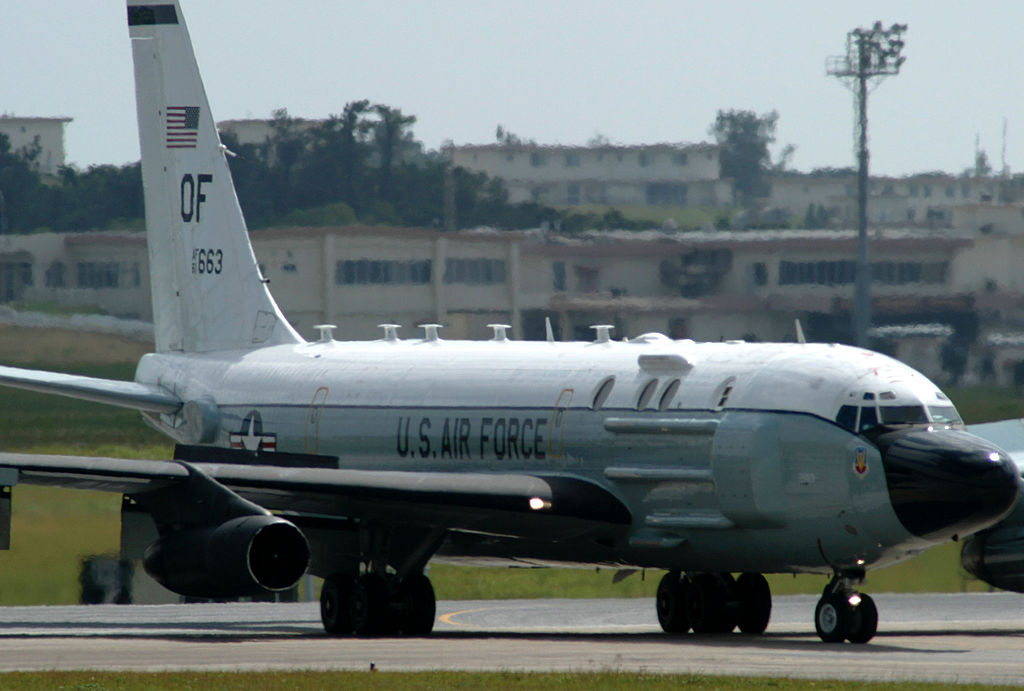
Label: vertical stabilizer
xmin=128 ymin=1 xmax=303 ymax=352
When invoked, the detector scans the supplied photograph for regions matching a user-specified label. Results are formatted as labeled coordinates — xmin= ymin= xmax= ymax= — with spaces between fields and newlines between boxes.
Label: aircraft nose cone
xmin=879 ymin=428 xmax=1020 ymax=541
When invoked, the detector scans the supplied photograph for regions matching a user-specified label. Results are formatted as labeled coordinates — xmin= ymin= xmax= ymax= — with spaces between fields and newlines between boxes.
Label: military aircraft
xmin=0 ymin=0 xmax=1018 ymax=644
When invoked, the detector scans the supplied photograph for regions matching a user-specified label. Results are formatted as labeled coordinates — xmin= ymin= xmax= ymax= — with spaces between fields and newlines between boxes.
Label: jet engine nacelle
xmin=143 ymin=515 xmax=309 ymax=599
xmin=961 ymin=501 xmax=1024 ymax=593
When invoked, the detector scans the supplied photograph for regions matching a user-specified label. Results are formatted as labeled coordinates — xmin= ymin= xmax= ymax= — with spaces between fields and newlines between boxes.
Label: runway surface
xmin=0 ymin=593 xmax=1023 ymax=684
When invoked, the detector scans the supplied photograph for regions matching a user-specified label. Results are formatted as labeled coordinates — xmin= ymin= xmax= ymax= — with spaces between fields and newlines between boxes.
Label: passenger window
xmin=591 ymin=376 xmax=615 ymax=410
xmin=859 ymin=406 xmax=878 ymax=433
xmin=712 ymin=377 xmax=737 ymax=410
xmin=636 ymin=379 xmax=658 ymax=410
xmin=658 ymin=379 xmax=681 ymax=411
xmin=836 ymin=405 xmax=858 ymax=432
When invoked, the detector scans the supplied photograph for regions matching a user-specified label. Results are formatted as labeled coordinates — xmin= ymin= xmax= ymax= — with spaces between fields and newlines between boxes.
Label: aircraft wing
xmin=0 ymin=452 xmax=631 ymax=540
xmin=0 ymin=365 xmax=181 ymax=414
xmin=969 ymin=419 xmax=1024 ymax=474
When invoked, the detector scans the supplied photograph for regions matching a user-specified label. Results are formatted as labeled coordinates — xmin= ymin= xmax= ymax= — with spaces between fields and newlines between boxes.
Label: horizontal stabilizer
xmin=0 ymin=365 xmax=181 ymax=414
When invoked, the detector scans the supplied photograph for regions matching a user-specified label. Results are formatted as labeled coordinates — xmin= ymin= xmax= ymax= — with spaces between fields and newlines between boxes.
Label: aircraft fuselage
xmin=137 ymin=335 xmax=1001 ymax=576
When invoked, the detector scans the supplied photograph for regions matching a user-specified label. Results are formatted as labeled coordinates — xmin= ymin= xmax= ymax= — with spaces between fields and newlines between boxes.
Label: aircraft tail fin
xmin=128 ymin=1 xmax=303 ymax=352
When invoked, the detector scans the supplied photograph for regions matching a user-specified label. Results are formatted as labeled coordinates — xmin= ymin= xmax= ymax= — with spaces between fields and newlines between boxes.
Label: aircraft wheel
xmin=735 ymin=572 xmax=772 ymax=635
xmin=686 ymin=573 xmax=733 ymax=633
xmin=656 ymin=571 xmax=690 ymax=633
xmin=350 ymin=573 xmax=393 ymax=636
xmin=397 ymin=573 xmax=436 ymax=635
xmin=320 ymin=574 xmax=354 ymax=635
xmin=846 ymin=593 xmax=878 ymax=644
xmin=815 ymin=592 xmax=853 ymax=643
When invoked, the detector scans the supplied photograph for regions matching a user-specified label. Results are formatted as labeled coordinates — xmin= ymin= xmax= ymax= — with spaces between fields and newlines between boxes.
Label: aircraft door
xmin=305 ymin=386 xmax=329 ymax=454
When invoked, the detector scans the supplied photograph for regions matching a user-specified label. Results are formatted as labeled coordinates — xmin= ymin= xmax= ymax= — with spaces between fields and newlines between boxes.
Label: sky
xmin=2 ymin=1 xmax=1023 ymax=177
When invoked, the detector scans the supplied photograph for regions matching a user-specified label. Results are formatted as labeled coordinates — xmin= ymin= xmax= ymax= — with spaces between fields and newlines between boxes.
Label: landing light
xmin=847 ymin=593 xmax=862 ymax=607
xmin=988 ymin=452 xmax=1002 ymax=463
xmin=528 ymin=497 xmax=551 ymax=511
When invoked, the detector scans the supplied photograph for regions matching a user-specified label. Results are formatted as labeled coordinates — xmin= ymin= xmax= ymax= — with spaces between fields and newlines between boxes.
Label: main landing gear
xmin=814 ymin=574 xmax=877 ymax=644
xmin=657 ymin=570 xmax=877 ymax=643
xmin=320 ymin=571 xmax=436 ymax=636
xmin=656 ymin=571 xmax=772 ymax=635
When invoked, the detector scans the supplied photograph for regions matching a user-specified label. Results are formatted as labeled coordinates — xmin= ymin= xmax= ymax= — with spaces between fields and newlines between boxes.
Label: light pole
xmin=827 ymin=22 xmax=907 ymax=348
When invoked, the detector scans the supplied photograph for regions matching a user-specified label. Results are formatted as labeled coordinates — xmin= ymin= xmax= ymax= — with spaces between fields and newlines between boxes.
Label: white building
xmin=450 ymin=143 xmax=732 ymax=208
xmin=767 ymin=171 xmax=1003 ymax=227
xmin=0 ymin=116 xmax=72 ymax=176
xmin=10 ymin=216 xmax=1024 ymax=385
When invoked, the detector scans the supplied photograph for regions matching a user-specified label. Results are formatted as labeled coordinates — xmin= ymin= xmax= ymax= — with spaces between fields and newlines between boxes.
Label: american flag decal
xmin=166 ymin=106 xmax=200 ymax=148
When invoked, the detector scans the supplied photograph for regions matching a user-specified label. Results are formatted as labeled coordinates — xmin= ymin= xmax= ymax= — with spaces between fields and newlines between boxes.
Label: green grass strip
xmin=0 ymin=671 xmax=1014 ymax=690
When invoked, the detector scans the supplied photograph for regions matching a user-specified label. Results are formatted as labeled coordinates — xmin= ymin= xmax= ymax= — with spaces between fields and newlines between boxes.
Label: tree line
xmin=1 ymin=102 xmax=629 ymax=235
xmin=0 ymin=104 xmax=796 ymax=235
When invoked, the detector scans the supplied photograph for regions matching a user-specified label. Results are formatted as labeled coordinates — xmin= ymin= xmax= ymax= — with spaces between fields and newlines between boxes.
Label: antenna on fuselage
xmin=487 ymin=324 xmax=511 ymax=341
xmin=591 ymin=324 xmax=614 ymax=344
xmin=378 ymin=323 xmax=401 ymax=342
xmin=420 ymin=324 xmax=443 ymax=342
xmin=795 ymin=319 xmax=807 ymax=344
xmin=314 ymin=324 xmax=337 ymax=343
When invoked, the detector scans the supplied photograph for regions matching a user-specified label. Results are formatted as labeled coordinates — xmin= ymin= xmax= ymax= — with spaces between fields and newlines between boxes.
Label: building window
xmin=567 ymin=183 xmax=581 ymax=205
xmin=574 ymin=265 xmax=599 ymax=293
xmin=16 ymin=262 xmax=33 ymax=287
xmin=672 ymin=152 xmax=688 ymax=166
xmin=76 ymin=262 xmax=119 ymax=288
xmin=752 ymin=262 xmax=767 ymax=286
xmin=908 ymin=184 xmax=918 ymax=197
xmin=645 ymin=182 xmax=687 ymax=205
xmin=443 ymin=258 xmax=506 ymax=285
xmin=335 ymin=259 xmax=431 ymax=285
xmin=45 ymin=261 xmax=65 ymax=288
xmin=638 ymin=152 xmax=652 ymax=167
xmin=530 ymin=152 xmax=546 ymax=167
xmin=779 ymin=260 xmax=856 ymax=286
xmin=778 ymin=260 xmax=947 ymax=286
xmin=564 ymin=153 xmax=580 ymax=168
xmin=552 ymin=261 xmax=566 ymax=291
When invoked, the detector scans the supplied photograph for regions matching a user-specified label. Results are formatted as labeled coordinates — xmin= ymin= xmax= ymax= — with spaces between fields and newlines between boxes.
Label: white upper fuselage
xmin=134 ymin=335 xmax=958 ymax=574
xmin=137 ymin=335 xmax=954 ymax=454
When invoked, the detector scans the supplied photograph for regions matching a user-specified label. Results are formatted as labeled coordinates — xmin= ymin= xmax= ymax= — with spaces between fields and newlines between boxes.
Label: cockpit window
xmin=878 ymin=405 xmax=928 ymax=425
xmin=859 ymin=406 xmax=878 ymax=433
xmin=928 ymin=405 xmax=963 ymax=424
xmin=836 ymin=405 xmax=858 ymax=431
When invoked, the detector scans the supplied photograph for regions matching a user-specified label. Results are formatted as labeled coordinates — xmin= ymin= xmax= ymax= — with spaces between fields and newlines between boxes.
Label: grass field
xmin=0 ymin=325 xmax=1019 ymax=605
xmin=0 ymin=671 xmax=1013 ymax=691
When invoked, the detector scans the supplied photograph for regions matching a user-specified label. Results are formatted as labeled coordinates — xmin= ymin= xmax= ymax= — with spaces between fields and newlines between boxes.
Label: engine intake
xmin=143 ymin=514 xmax=309 ymax=599
xmin=961 ymin=521 xmax=1024 ymax=593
